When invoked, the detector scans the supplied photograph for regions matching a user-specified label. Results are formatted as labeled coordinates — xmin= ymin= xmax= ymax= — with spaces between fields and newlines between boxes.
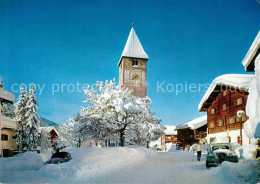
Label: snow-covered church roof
xmin=118 ymin=27 xmax=149 ymax=66
xmin=242 ymin=31 xmax=260 ymax=72
xmin=198 ymin=74 xmax=254 ymax=111
xmin=175 ymin=115 xmax=207 ymax=130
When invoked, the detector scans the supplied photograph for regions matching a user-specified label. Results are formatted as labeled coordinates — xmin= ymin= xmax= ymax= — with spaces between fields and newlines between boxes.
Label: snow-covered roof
xmin=164 ymin=126 xmax=177 ymax=135
xmin=118 ymin=27 xmax=149 ymax=66
xmin=175 ymin=115 xmax=207 ymax=130
xmin=198 ymin=74 xmax=254 ymax=111
xmin=39 ymin=126 xmax=59 ymax=136
xmin=242 ymin=31 xmax=260 ymax=72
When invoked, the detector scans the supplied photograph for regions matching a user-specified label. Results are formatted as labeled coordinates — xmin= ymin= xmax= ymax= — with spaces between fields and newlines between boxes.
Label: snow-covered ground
xmin=0 ymin=147 xmax=259 ymax=184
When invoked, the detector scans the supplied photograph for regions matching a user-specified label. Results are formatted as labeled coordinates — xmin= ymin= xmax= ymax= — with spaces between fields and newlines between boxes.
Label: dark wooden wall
xmin=177 ymin=124 xmax=207 ymax=147
xmin=207 ymin=89 xmax=248 ymax=134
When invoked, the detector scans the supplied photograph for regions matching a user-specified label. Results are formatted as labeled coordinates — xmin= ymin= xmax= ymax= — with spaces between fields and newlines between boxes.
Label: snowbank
xmin=211 ymin=159 xmax=260 ymax=184
xmin=233 ymin=144 xmax=258 ymax=160
xmin=244 ymin=55 xmax=260 ymax=139
xmin=0 ymin=151 xmax=51 ymax=171
xmin=0 ymin=147 xmax=157 ymax=183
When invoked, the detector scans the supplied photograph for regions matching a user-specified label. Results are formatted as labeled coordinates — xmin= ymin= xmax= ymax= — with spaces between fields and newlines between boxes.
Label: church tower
xmin=118 ymin=27 xmax=149 ymax=97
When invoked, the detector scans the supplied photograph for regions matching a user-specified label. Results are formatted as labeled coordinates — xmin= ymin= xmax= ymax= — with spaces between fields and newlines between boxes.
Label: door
xmin=3 ymin=149 xmax=9 ymax=157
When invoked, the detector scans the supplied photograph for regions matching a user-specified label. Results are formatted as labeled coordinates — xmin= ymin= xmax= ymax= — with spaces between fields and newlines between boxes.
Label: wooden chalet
xmin=175 ymin=116 xmax=207 ymax=148
xmin=198 ymin=74 xmax=254 ymax=145
xmin=39 ymin=126 xmax=59 ymax=147
xmin=161 ymin=126 xmax=177 ymax=151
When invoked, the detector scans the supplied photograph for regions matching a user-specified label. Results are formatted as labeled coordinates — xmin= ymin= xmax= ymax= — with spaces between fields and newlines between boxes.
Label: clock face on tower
xmin=130 ymin=71 xmax=142 ymax=83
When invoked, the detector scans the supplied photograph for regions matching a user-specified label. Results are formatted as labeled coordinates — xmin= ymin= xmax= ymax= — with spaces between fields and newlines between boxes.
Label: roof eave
xmin=242 ymin=31 xmax=260 ymax=72
xmin=199 ymin=84 xmax=249 ymax=111
xmin=117 ymin=56 xmax=149 ymax=67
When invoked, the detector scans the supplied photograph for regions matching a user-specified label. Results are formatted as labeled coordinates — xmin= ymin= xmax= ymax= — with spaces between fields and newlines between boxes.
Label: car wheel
xmin=206 ymin=161 xmax=210 ymax=168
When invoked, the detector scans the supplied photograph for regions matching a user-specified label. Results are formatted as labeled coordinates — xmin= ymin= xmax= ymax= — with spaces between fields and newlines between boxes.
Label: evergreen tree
xmin=24 ymin=84 xmax=41 ymax=151
xmin=14 ymin=87 xmax=29 ymax=152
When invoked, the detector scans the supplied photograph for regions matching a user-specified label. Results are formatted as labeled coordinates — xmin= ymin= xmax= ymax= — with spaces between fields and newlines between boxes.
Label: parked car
xmin=206 ymin=143 xmax=238 ymax=168
xmin=176 ymin=142 xmax=184 ymax=150
xmin=45 ymin=151 xmax=72 ymax=165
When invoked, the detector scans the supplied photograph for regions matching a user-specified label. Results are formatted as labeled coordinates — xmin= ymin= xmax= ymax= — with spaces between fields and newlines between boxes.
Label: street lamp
xmin=237 ymin=110 xmax=245 ymax=145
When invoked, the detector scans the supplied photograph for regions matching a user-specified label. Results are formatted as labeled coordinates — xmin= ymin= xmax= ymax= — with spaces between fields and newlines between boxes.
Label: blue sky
xmin=0 ymin=0 xmax=259 ymax=125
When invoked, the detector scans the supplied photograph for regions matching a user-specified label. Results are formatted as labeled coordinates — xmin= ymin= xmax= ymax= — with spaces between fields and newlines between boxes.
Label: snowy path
xmin=88 ymin=151 xmax=225 ymax=184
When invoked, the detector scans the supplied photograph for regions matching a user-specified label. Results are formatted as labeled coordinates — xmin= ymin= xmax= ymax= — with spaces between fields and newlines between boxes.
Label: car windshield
xmin=212 ymin=145 xmax=230 ymax=151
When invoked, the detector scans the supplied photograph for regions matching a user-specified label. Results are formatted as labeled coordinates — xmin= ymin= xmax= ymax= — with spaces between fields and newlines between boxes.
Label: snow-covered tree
xmin=1 ymin=102 xmax=15 ymax=118
xmin=57 ymin=120 xmax=79 ymax=147
xmin=24 ymin=84 xmax=41 ymax=151
xmin=15 ymin=87 xmax=29 ymax=152
xmin=38 ymin=130 xmax=51 ymax=152
xmin=75 ymin=79 xmax=164 ymax=147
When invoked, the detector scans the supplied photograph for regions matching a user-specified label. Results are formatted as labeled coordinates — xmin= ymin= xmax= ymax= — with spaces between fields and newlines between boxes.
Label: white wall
xmin=206 ymin=129 xmax=250 ymax=145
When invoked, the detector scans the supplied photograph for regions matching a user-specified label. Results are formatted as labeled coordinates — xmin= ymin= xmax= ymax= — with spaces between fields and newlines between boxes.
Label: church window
xmin=132 ymin=60 xmax=138 ymax=67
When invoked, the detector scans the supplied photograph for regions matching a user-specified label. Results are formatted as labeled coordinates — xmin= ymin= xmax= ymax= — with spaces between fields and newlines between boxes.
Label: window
xmin=208 ymin=122 xmax=215 ymax=128
xmin=210 ymin=108 xmax=215 ymax=115
xmin=223 ymin=91 xmax=227 ymax=96
xmin=227 ymin=117 xmax=235 ymax=124
xmin=1 ymin=134 xmax=8 ymax=141
xmin=217 ymin=120 xmax=224 ymax=127
xmin=236 ymin=97 xmax=243 ymax=106
xmin=223 ymin=104 xmax=227 ymax=111
xmin=132 ymin=60 xmax=138 ymax=66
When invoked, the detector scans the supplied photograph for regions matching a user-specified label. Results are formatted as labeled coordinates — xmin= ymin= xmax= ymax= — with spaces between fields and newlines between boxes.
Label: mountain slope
xmin=40 ymin=117 xmax=58 ymax=127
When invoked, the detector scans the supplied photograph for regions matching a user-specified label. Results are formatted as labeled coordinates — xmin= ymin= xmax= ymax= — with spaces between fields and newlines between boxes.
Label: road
xmin=88 ymin=151 xmax=226 ymax=184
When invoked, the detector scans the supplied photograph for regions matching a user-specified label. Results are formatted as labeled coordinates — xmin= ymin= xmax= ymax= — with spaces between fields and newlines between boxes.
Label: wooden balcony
xmin=164 ymin=135 xmax=177 ymax=143
xmin=208 ymin=123 xmax=242 ymax=134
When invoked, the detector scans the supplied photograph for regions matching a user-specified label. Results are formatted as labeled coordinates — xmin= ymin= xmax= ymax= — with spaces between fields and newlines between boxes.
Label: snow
xmin=164 ymin=125 xmax=177 ymax=135
xmin=118 ymin=27 xmax=149 ymax=66
xmin=213 ymin=149 xmax=232 ymax=155
xmin=212 ymin=159 xmax=259 ymax=184
xmin=198 ymin=74 xmax=254 ymax=111
xmin=0 ymin=147 xmax=259 ymax=183
xmin=212 ymin=136 xmax=229 ymax=144
xmin=0 ymin=147 xmax=157 ymax=183
xmin=233 ymin=144 xmax=258 ymax=160
xmin=39 ymin=126 xmax=59 ymax=136
xmin=175 ymin=115 xmax=207 ymax=130
xmin=242 ymin=31 xmax=260 ymax=71
xmin=244 ymin=54 xmax=260 ymax=139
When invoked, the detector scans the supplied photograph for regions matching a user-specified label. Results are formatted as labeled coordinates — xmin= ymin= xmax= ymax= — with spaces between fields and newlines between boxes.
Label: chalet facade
xmin=199 ymin=74 xmax=254 ymax=145
xmin=175 ymin=116 xmax=207 ymax=148
xmin=161 ymin=126 xmax=177 ymax=151
xmin=0 ymin=78 xmax=17 ymax=157
xmin=39 ymin=126 xmax=59 ymax=147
